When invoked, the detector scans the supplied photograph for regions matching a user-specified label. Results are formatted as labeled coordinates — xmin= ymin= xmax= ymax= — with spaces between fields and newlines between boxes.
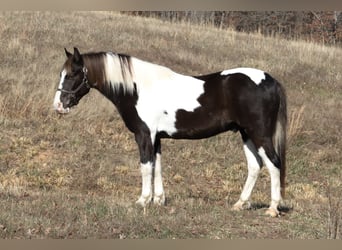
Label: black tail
xmin=273 ymin=82 xmax=287 ymax=198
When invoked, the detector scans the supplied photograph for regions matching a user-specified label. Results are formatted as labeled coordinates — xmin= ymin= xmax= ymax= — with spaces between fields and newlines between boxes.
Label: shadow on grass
xmin=250 ymin=202 xmax=293 ymax=214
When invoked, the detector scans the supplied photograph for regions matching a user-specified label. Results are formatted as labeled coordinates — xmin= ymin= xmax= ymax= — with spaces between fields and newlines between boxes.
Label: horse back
xmin=171 ymin=71 xmax=281 ymax=139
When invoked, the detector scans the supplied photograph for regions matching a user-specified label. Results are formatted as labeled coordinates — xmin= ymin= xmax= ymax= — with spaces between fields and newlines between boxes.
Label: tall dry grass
xmin=0 ymin=11 xmax=341 ymax=239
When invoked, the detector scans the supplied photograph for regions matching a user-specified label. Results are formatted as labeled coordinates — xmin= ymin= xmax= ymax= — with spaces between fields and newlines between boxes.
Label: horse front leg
xmin=135 ymin=132 xmax=154 ymax=207
xmin=136 ymin=162 xmax=153 ymax=207
xmin=153 ymin=137 xmax=165 ymax=205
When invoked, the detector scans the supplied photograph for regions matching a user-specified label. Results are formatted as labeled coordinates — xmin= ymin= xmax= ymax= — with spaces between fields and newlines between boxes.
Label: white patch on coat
xmin=133 ymin=58 xmax=205 ymax=136
xmin=53 ymin=69 xmax=69 ymax=113
xmin=220 ymin=67 xmax=266 ymax=85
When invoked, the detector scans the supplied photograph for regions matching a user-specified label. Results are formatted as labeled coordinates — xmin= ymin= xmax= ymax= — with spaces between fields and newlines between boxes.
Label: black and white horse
xmin=53 ymin=47 xmax=287 ymax=217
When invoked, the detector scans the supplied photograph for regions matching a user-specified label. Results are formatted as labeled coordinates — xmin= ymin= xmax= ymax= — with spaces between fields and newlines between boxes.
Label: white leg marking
xmin=258 ymin=147 xmax=281 ymax=217
xmin=153 ymin=153 xmax=165 ymax=205
xmin=136 ymin=162 xmax=153 ymax=207
xmin=233 ymin=140 xmax=261 ymax=211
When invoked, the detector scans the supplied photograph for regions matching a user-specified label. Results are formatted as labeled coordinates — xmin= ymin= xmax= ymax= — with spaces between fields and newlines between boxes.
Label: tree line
xmin=123 ymin=11 xmax=342 ymax=45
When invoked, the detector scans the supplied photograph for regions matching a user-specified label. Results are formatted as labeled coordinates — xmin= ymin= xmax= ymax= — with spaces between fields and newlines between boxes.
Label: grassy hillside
xmin=0 ymin=11 xmax=341 ymax=239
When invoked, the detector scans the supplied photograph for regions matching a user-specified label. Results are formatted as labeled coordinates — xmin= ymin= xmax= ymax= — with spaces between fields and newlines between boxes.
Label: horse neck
xmin=83 ymin=53 xmax=137 ymax=105
xmin=82 ymin=53 xmax=107 ymax=90
xmin=83 ymin=53 xmax=178 ymax=105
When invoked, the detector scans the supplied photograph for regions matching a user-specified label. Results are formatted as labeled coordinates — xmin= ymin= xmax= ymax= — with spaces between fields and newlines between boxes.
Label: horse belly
xmin=170 ymin=108 xmax=235 ymax=139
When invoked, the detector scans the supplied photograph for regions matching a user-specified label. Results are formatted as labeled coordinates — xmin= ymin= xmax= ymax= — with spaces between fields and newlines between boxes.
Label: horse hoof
xmin=231 ymin=204 xmax=243 ymax=211
xmin=153 ymin=194 xmax=166 ymax=206
xmin=231 ymin=206 xmax=243 ymax=211
xmin=231 ymin=199 xmax=250 ymax=211
xmin=136 ymin=195 xmax=152 ymax=207
xmin=265 ymin=208 xmax=280 ymax=217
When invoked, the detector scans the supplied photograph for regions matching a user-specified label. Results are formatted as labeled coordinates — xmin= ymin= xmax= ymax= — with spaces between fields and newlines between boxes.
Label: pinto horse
xmin=53 ymin=47 xmax=287 ymax=217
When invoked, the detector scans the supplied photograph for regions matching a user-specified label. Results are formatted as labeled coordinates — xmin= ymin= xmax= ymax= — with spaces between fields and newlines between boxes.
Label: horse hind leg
xmin=232 ymin=139 xmax=262 ymax=211
xmin=258 ymin=143 xmax=282 ymax=217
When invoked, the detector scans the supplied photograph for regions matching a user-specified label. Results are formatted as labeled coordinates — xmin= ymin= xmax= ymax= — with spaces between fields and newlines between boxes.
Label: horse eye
xmin=66 ymin=72 xmax=76 ymax=79
xmin=69 ymin=71 xmax=79 ymax=77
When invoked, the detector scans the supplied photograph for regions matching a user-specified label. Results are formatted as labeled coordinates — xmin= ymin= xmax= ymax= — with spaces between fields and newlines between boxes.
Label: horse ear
xmin=64 ymin=48 xmax=72 ymax=58
xmin=73 ymin=47 xmax=82 ymax=63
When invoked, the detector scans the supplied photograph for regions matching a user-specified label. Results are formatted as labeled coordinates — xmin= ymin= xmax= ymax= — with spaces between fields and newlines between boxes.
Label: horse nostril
xmin=63 ymin=99 xmax=71 ymax=108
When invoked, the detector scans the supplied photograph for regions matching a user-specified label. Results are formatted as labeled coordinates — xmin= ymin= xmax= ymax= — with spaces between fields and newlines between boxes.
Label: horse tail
xmin=274 ymin=82 xmax=287 ymax=198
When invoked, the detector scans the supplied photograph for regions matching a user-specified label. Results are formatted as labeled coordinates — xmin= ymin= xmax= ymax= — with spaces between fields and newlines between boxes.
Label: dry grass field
xmin=0 ymin=11 xmax=341 ymax=239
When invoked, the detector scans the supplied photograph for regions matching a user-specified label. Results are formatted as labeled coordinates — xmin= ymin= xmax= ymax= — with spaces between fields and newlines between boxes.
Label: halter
xmin=57 ymin=67 xmax=90 ymax=95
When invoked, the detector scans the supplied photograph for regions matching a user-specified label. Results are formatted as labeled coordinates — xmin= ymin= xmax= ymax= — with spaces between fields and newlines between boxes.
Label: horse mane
xmin=83 ymin=52 xmax=135 ymax=94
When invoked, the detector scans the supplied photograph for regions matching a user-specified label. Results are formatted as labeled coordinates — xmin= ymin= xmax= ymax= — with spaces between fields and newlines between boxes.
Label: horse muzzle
xmin=54 ymin=102 xmax=70 ymax=114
